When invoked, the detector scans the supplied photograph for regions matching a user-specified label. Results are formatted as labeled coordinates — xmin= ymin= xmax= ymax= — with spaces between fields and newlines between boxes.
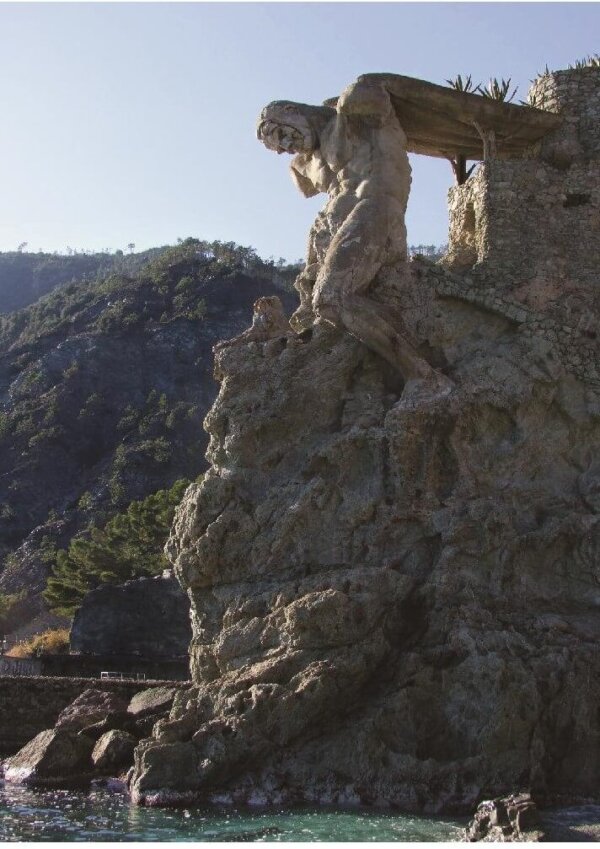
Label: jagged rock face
xmin=130 ymin=263 xmax=600 ymax=811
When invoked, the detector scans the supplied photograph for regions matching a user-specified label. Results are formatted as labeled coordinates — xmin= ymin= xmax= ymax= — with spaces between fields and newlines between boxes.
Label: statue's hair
xmin=257 ymin=100 xmax=335 ymax=139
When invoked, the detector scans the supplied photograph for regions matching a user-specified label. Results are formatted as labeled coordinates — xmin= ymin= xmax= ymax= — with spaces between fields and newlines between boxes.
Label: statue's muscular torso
xmin=255 ymin=78 xmax=452 ymax=391
xmin=289 ymin=82 xmax=412 ymax=314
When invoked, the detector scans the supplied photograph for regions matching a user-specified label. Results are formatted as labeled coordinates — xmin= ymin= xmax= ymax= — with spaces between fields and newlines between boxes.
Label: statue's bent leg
xmin=312 ymin=200 xmax=449 ymax=386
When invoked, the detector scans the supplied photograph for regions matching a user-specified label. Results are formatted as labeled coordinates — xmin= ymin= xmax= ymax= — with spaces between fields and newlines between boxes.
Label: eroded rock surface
xmin=129 ymin=257 xmax=600 ymax=810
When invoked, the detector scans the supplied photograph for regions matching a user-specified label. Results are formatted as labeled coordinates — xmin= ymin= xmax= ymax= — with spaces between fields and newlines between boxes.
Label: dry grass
xmin=7 ymin=627 xmax=70 ymax=658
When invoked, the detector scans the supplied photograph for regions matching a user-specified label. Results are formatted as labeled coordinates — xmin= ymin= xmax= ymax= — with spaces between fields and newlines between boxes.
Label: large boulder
xmin=56 ymin=689 xmax=128 ymax=732
xmin=92 ymin=730 xmax=137 ymax=773
xmin=3 ymin=729 xmax=94 ymax=787
xmin=70 ymin=574 xmax=191 ymax=657
xmin=127 ymin=686 xmax=176 ymax=718
xmin=126 ymin=686 xmax=177 ymax=739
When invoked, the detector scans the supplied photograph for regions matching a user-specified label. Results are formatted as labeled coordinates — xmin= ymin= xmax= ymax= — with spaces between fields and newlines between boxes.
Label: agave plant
xmin=479 ymin=77 xmax=518 ymax=103
xmin=569 ymin=54 xmax=600 ymax=69
xmin=521 ymin=91 xmax=548 ymax=109
xmin=445 ymin=74 xmax=479 ymax=94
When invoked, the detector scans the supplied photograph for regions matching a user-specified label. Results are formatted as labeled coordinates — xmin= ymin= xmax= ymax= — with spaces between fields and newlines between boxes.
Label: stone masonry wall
xmin=531 ymin=66 xmax=600 ymax=155
xmin=417 ymin=259 xmax=600 ymax=390
xmin=452 ymin=158 xmax=600 ymax=288
xmin=442 ymin=68 xmax=600 ymax=391
xmin=445 ymin=67 xmax=600 ymax=290
xmin=0 ymin=676 xmax=188 ymax=757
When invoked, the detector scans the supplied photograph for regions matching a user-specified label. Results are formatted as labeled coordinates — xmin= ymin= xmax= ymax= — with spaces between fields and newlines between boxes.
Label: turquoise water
xmin=0 ymin=783 xmax=464 ymax=842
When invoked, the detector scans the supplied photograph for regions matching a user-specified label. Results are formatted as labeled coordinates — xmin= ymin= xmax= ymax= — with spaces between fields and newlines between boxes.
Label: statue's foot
xmin=397 ymin=373 xmax=454 ymax=410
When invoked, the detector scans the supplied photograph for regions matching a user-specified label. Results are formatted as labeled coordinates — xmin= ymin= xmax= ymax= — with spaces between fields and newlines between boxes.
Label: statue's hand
xmin=338 ymin=80 xmax=391 ymax=122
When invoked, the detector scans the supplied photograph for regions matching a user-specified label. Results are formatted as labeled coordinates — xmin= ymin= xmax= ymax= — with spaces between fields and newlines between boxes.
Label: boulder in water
xmin=3 ymin=728 xmax=94 ymax=787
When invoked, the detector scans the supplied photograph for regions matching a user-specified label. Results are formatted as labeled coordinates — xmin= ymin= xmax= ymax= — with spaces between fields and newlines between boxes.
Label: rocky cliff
xmin=129 ymin=259 xmax=600 ymax=811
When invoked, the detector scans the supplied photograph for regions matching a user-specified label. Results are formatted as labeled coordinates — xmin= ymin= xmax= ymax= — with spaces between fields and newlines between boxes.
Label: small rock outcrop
xmin=70 ymin=575 xmax=192 ymax=658
xmin=465 ymin=794 xmax=542 ymax=842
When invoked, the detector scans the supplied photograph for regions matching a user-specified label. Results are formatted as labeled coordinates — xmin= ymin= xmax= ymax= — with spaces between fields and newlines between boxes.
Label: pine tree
xmin=43 ymin=478 xmax=192 ymax=616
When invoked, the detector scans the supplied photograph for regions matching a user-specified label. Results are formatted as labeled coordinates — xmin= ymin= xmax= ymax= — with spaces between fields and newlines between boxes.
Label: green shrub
xmin=0 ymin=502 xmax=15 ymax=520
xmin=62 ymin=361 xmax=80 ymax=379
xmin=77 ymin=491 xmax=94 ymax=511
xmin=0 ymin=412 xmax=11 ymax=441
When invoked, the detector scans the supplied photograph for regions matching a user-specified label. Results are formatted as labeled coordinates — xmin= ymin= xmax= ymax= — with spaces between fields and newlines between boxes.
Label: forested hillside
xmin=0 ymin=239 xmax=299 ymax=635
xmin=0 ymin=248 xmax=169 ymax=314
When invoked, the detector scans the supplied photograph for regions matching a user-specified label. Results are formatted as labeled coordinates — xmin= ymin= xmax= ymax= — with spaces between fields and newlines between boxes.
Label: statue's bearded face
xmin=257 ymin=102 xmax=316 ymax=155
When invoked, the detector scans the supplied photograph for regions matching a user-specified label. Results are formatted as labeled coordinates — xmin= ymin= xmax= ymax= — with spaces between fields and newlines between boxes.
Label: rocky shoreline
xmin=126 ymin=260 xmax=600 ymax=812
xmin=2 ymin=685 xmax=599 ymax=840
xmin=4 ymin=251 xmax=599 ymax=826
xmin=1 ymin=686 xmax=177 ymax=790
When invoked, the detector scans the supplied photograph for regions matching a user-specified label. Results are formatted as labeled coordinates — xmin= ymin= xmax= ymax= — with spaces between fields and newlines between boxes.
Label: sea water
xmin=0 ymin=783 xmax=465 ymax=842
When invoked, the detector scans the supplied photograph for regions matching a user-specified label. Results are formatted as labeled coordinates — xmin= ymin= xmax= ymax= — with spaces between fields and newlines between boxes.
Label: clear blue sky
xmin=0 ymin=2 xmax=599 ymax=261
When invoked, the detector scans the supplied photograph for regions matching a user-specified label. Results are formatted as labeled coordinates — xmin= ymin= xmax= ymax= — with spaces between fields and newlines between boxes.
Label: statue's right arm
xmin=290 ymin=164 xmax=320 ymax=198
xmin=289 ymin=155 xmax=320 ymax=198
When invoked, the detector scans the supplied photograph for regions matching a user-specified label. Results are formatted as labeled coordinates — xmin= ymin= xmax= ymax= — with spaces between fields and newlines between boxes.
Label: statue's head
xmin=257 ymin=101 xmax=334 ymax=155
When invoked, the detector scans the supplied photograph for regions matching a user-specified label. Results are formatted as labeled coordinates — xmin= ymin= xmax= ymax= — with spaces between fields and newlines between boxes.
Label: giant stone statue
xmin=256 ymin=78 xmax=453 ymax=398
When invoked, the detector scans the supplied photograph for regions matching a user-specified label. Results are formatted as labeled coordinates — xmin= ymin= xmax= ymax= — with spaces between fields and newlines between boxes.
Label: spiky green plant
xmin=521 ymin=90 xmax=548 ymax=109
xmin=479 ymin=77 xmax=518 ymax=103
xmin=445 ymin=74 xmax=479 ymax=94
xmin=568 ymin=55 xmax=600 ymax=69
